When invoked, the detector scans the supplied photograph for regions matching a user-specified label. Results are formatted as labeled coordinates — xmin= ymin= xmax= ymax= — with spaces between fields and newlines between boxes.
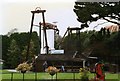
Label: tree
xmin=2 ymin=32 xmax=39 ymax=68
xmin=73 ymin=2 xmax=120 ymax=66
xmin=73 ymin=2 xmax=120 ymax=28
xmin=6 ymin=39 xmax=20 ymax=68
xmin=9 ymin=32 xmax=39 ymax=55
xmin=21 ymin=40 xmax=36 ymax=62
xmin=61 ymin=31 xmax=94 ymax=54
xmin=2 ymin=35 xmax=10 ymax=68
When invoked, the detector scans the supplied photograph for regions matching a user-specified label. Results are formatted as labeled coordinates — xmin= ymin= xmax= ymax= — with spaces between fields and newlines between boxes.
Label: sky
xmin=0 ymin=0 xmax=81 ymax=36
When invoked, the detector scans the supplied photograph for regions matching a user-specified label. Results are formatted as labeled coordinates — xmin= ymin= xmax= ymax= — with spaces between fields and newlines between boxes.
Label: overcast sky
xmin=0 ymin=0 xmax=82 ymax=36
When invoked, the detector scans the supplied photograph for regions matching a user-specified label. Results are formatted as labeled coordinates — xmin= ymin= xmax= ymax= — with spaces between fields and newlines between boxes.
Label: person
xmin=43 ymin=61 xmax=48 ymax=71
xmin=95 ymin=60 xmax=105 ymax=81
xmin=61 ymin=65 xmax=65 ymax=72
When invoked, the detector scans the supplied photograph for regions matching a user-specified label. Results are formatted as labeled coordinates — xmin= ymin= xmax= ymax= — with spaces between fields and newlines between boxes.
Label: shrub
xmin=16 ymin=62 xmax=32 ymax=73
xmin=45 ymin=66 xmax=60 ymax=76
xmin=79 ymin=67 xmax=90 ymax=81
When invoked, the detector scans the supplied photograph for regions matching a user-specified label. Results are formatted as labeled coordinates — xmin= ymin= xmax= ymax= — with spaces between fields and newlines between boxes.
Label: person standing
xmin=61 ymin=65 xmax=65 ymax=72
xmin=43 ymin=61 xmax=48 ymax=71
xmin=95 ymin=61 xmax=105 ymax=81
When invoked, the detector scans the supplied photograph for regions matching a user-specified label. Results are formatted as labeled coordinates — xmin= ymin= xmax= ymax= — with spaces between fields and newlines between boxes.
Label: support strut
xmin=26 ymin=8 xmax=49 ymax=61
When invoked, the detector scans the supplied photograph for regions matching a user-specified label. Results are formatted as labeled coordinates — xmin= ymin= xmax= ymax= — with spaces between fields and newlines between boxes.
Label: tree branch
xmin=102 ymin=17 xmax=120 ymax=25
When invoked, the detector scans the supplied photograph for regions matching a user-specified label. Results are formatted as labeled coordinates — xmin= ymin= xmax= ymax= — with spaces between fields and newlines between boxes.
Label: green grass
xmin=105 ymin=73 xmax=119 ymax=79
xmin=1 ymin=69 xmax=12 ymax=73
xmin=1 ymin=70 xmax=120 ymax=81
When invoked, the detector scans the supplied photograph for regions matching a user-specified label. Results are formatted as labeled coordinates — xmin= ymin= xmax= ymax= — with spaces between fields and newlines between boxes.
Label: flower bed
xmin=16 ymin=62 xmax=32 ymax=73
xmin=45 ymin=66 xmax=60 ymax=76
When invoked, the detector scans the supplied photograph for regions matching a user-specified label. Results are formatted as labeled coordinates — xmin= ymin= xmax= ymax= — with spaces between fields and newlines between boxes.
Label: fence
xmin=2 ymin=72 xmax=82 ymax=81
xmin=2 ymin=72 xmax=119 ymax=81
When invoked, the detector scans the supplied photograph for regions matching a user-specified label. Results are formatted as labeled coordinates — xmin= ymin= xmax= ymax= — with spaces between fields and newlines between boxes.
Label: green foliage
xmin=79 ymin=67 xmax=89 ymax=81
xmin=9 ymin=32 xmax=39 ymax=54
xmin=6 ymin=39 xmax=21 ymax=68
xmin=105 ymin=32 xmax=120 ymax=54
xmin=80 ymin=31 xmax=95 ymax=49
xmin=74 ymin=2 xmax=120 ymax=26
xmin=2 ymin=32 xmax=39 ymax=69
xmin=62 ymin=30 xmax=95 ymax=53
xmin=21 ymin=40 xmax=36 ymax=62
xmin=2 ymin=35 xmax=10 ymax=68
xmin=62 ymin=29 xmax=120 ymax=66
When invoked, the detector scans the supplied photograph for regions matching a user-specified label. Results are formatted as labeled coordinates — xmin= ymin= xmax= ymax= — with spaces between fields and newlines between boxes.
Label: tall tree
xmin=21 ymin=40 xmax=36 ymax=62
xmin=9 ymin=32 xmax=39 ymax=55
xmin=2 ymin=32 xmax=39 ymax=68
xmin=2 ymin=35 xmax=10 ymax=68
xmin=6 ymin=39 xmax=20 ymax=68
xmin=74 ymin=2 xmax=120 ymax=28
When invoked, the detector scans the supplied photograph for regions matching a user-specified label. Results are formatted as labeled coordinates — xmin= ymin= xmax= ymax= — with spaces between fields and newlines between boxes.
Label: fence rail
xmin=2 ymin=72 xmax=119 ymax=81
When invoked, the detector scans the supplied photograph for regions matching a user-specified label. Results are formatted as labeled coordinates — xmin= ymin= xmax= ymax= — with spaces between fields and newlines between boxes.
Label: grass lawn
xmin=1 ymin=70 xmax=120 ymax=81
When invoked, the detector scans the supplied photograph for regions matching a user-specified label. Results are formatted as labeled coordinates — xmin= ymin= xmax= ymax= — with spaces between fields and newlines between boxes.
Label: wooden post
xmin=23 ymin=73 xmax=24 ymax=81
xmin=35 ymin=72 xmax=37 ymax=81
xmin=83 ymin=60 xmax=86 ymax=68
xmin=73 ymin=72 xmax=75 ymax=81
xmin=56 ymin=73 xmax=57 ymax=81
xmin=11 ymin=73 xmax=13 ymax=81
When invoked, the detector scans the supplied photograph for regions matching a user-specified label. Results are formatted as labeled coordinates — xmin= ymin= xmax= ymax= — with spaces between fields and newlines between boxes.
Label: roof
xmin=36 ymin=45 xmax=95 ymax=62
xmin=37 ymin=54 xmax=84 ymax=62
